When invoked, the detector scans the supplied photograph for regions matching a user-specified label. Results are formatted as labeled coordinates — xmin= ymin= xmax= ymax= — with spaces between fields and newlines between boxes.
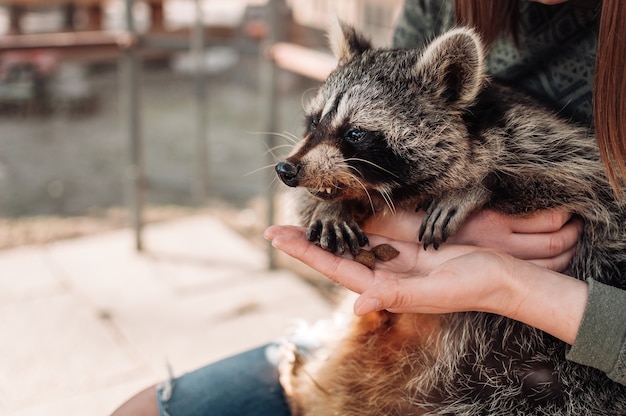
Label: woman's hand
xmin=264 ymin=225 xmax=509 ymax=313
xmin=362 ymin=209 xmax=583 ymax=272
xmin=264 ymin=225 xmax=588 ymax=345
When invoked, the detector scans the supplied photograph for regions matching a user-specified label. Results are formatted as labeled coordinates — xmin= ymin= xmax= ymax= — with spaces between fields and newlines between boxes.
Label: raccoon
xmin=274 ymin=23 xmax=626 ymax=415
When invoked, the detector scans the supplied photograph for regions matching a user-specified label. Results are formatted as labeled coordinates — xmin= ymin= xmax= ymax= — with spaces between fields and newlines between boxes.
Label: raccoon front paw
xmin=306 ymin=218 xmax=369 ymax=255
xmin=419 ymin=201 xmax=464 ymax=249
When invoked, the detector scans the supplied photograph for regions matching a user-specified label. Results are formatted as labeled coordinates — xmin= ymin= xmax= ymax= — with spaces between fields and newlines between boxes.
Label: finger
xmin=264 ymin=224 xmax=307 ymax=241
xmin=507 ymin=209 xmax=572 ymax=234
xmin=270 ymin=234 xmax=375 ymax=294
xmin=354 ymin=280 xmax=405 ymax=315
xmin=526 ymin=243 xmax=578 ymax=273
xmin=505 ymin=217 xmax=582 ymax=260
xmin=354 ymin=278 xmax=447 ymax=315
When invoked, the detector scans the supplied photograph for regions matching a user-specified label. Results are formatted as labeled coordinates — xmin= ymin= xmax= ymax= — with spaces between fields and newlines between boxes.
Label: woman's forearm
xmin=501 ymin=259 xmax=588 ymax=345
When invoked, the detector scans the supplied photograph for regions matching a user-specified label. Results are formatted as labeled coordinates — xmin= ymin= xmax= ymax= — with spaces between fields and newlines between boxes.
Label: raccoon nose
xmin=275 ymin=161 xmax=301 ymax=187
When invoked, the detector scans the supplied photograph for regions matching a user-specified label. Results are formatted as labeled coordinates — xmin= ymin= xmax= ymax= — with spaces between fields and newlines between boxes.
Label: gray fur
xmin=275 ymin=24 xmax=626 ymax=415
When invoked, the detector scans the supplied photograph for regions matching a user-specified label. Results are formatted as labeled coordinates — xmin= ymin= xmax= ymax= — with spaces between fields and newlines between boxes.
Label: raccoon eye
xmin=344 ymin=128 xmax=368 ymax=144
xmin=307 ymin=115 xmax=320 ymax=132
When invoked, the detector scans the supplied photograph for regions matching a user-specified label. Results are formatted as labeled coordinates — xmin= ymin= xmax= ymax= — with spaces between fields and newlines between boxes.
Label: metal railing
xmin=0 ymin=0 xmax=209 ymax=252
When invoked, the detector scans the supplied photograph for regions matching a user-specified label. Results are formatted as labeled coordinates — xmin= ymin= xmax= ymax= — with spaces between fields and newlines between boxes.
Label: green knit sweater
xmin=393 ymin=0 xmax=598 ymax=125
xmin=392 ymin=0 xmax=626 ymax=385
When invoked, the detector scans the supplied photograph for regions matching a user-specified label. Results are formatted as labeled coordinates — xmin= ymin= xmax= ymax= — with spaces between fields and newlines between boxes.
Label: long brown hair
xmin=455 ymin=0 xmax=626 ymax=196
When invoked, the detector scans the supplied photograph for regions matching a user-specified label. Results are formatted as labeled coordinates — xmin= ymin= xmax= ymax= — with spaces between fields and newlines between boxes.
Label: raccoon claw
xmin=419 ymin=204 xmax=457 ymax=250
xmin=307 ymin=219 xmax=368 ymax=255
xmin=419 ymin=187 xmax=491 ymax=249
xmin=306 ymin=220 xmax=322 ymax=243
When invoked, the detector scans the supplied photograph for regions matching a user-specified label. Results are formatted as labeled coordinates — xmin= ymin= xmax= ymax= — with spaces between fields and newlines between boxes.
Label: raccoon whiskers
xmin=267 ymin=176 xmax=282 ymax=192
xmin=250 ymin=130 xmax=300 ymax=145
xmin=282 ymin=131 xmax=301 ymax=144
xmin=345 ymin=162 xmax=395 ymax=213
xmin=379 ymin=188 xmax=397 ymax=215
xmin=263 ymin=143 xmax=296 ymax=158
xmin=360 ymin=183 xmax=377 ymax=215
xmin=244 ymin=163 xmax=281 ymax=177
xmin=341 ymin=163 xmax=376 ymax=212
xmin=345 ymin=158 xmax=399 ymax=178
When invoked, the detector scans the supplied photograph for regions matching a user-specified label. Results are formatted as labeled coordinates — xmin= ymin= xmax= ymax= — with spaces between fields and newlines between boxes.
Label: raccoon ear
xmin=328 ymin=19 xmax=372 ymax=65
xmin=414 ymin=28 xmax=486 ymax=108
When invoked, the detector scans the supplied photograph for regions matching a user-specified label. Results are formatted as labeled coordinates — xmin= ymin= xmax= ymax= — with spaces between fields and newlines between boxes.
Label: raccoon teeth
xmin=311 ymin=187 xmax=334 ymax=195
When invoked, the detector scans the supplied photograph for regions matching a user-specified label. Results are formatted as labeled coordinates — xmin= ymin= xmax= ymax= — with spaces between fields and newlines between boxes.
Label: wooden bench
xmin=3 ymin=0 xmax=165 ymax=34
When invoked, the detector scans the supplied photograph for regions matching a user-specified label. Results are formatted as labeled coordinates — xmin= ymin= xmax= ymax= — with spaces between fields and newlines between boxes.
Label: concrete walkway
xmin=0 ymin=214 xmax=334 ymax=415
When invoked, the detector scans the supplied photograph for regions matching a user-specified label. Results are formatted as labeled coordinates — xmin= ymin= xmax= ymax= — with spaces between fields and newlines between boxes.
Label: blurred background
xmin=0 ymin=1 xmax=403 ymax=414
xmin=0 ymin=0 xmax=401 ymax=250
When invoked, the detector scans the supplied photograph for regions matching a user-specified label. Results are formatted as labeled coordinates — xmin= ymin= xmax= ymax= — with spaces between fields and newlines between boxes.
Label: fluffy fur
xmin=275 ymin=23 xmax=626 ymax=415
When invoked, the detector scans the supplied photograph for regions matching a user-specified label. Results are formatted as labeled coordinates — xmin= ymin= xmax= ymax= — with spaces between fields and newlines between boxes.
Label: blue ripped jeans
xmin=156 ymin=343 xmax=291 ymax=416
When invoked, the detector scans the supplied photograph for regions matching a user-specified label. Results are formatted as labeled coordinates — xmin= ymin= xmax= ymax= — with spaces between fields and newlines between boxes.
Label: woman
xmin=112 ymin=0 xmax=626 ymax=414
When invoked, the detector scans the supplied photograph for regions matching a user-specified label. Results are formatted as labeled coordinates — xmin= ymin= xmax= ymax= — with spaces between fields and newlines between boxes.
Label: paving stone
xmin=0 ymin=247 xmax=65 ymax=304
xmin=0 ymin=294 xmax=142 ymax=413
xmin=1 ymin=214 xmax=335 ymax=415
xmin=7 ymin=379 xmax=155 ymax=416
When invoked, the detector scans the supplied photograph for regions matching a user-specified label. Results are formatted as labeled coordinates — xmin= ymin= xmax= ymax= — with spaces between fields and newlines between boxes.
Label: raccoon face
xmin=275 ymin=23 xmax=487 ymax=203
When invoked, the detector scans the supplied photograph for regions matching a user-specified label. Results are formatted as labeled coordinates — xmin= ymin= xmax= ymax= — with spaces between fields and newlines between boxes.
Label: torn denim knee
xmin=156 ymin=363 xmax=174 ymax=416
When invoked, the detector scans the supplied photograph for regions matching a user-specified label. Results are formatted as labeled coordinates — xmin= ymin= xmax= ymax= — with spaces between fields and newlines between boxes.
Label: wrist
xmin=481 ymin=252 xmax=529 ymax=317
xmin=497 ymin=258 xmax=588 ymax=344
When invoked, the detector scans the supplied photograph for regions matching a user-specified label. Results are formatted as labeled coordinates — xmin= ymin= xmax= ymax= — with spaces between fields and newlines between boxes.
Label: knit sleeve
xmin=567 ymin=279 xmax=626 ymax=385
xmin=392 ymin=0 xmax=455 ymax=49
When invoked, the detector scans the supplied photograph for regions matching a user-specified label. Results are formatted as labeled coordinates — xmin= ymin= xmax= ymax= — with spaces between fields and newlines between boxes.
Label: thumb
xmin=354 ymin=280 xmax=413 ymax=315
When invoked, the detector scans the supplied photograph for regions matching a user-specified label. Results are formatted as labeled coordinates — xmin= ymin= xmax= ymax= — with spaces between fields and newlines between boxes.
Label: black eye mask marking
xmin=305 ymin=114 xmax=320 ymax=133
xmin=343 ymin=128 xmax=368 ymax=144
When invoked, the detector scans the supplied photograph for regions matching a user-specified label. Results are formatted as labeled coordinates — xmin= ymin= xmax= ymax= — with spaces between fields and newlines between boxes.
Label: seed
xmin=354 ymin=249 xmax=376 ymax=269
xmin=372 ymin=244 xmax=400 ymax=261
